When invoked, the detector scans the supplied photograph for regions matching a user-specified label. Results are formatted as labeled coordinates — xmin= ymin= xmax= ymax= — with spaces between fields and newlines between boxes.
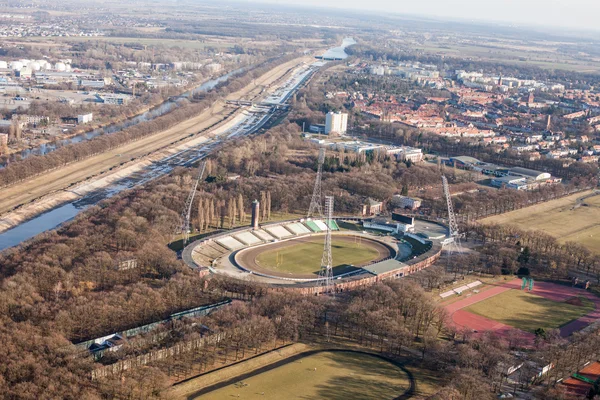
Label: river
xmin=320 ymin=37 xmax=356 ymax=60
xmin=0 ymin=67 xmax=247 ymax=167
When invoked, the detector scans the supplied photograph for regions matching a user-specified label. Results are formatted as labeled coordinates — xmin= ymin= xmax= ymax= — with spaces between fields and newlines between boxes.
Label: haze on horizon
xmin=243 ymin=0 xmax=600 ymax=33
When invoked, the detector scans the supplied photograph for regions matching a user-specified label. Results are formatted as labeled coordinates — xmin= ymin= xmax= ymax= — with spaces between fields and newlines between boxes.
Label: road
xmin=0 ymin=56 xmax=312 ymax=219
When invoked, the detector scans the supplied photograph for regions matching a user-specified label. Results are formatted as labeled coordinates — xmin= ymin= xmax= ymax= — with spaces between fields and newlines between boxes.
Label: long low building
xmin=448 ymin=156 xmax=560 ymax=189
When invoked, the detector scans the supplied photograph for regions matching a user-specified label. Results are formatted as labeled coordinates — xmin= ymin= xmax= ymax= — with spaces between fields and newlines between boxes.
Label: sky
xmin=245 ymin=0 xmax=600 ymax=32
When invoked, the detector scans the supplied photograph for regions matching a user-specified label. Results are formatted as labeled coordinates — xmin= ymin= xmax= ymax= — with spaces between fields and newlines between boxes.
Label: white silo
xmin=0 ymin=61 xmax=7 ymax=69
xmin=55 ymin=62 xmax=66 ymax=71
xmin=65 ymin=64 xmax=72 ymax=72
xmin=10 ymin=61 xmax=24 ymax=71
xmin=29 ymin=62 xmax=41 ymax=71
xmin=36 ymin=60 xmax=49 ymax=70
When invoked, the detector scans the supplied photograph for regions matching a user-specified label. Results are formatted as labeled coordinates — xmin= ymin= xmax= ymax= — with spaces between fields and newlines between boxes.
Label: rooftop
xmin=361 ymin=259 xmax=406 ymax=276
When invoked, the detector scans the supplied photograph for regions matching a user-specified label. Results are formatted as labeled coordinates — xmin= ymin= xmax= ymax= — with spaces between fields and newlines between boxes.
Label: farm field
xmin=481 ymin=191 xmax=600 ymax=253
xmin=465 ymin=289 xmax=595 ymax=333
xmin=254 ymin=236 xmax=384 ymax=276
xmin=193 ymin=351 xmax=411 ymax=400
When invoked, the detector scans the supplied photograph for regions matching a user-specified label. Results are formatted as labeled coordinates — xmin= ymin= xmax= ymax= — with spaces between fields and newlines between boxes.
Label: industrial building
xmin=448 ymin=155 xmax=560 ymax=190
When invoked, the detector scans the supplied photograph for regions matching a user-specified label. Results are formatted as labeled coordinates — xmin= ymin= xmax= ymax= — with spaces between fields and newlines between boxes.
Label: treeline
xmin=469 ymin=223 xmax=600 ymax=282
xmin=0 ymin=53 xmax=300 ymax=188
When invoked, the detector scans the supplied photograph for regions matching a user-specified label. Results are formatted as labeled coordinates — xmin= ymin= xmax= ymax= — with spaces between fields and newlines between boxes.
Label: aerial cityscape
xmin=0 ymin=0 xmax=600 ymax=399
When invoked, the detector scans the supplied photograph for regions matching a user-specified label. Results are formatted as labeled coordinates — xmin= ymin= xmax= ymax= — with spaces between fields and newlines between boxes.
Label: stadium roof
xmin=450 ymin=156 xmax=481 ymax=165
xmin=509 ymin=167 xmax=549 ymax=180
xmin=361 ymin=259 xmax=407 ymax=276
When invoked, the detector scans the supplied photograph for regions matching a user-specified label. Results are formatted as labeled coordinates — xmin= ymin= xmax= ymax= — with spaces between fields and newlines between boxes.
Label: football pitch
xmin=254 ymin=236 xmax=383 ymax=276
xmin=193 ymin=351 xmax=411 ymax=400
xmin=465 ymin=290 xmax=595 ymax=333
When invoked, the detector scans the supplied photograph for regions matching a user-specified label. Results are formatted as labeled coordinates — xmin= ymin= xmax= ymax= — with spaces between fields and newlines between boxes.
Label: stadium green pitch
xmin=254 ymin=236 xmax=383 ymax=276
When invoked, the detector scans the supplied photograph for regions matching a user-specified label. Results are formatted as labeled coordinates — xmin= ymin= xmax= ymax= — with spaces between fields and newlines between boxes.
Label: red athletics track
xmin=445 ymin=278 xmax=600 ymax=341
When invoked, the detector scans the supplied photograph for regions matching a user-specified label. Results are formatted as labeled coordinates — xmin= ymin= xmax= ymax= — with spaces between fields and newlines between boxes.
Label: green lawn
xmin=194 ymin=351 xmax=410 ymax=400
xmin=466 ymin=290 xmax=595 ymax=333
xmin=255 ymin=237 xmax=380 ymax=276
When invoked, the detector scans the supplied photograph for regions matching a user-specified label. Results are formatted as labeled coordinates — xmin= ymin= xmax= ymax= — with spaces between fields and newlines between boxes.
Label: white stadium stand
xmin=285 ymin=222 xmax=311 ymax=235
xmin=453 ymin=285 xmax=470 ymax=295
xmin=234 ymin=232 xmax=263 ymax=246
xmin=313 ymin=220 xmax=329 ymax=231
xmin=439 ymin=281 xmax=482 ymax=298
xmin=253 ymin=230 xmax=276 ymax=241
xmin=265 ymin=225 xmax=294 ymax=239
xmin=216 ymin=236 xmax=246 ymax=251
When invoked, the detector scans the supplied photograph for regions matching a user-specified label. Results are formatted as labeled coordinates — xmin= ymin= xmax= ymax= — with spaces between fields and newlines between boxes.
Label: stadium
xmin=182 ymin=215 xmax=446 ymax=294
xmin=182 ymin=151 xmax=446 ymax=294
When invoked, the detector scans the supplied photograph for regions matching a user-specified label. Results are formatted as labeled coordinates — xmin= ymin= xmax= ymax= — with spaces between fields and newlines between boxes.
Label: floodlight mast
xmin=441 ymin=175 xmax=463 ymax=262
xmin=172 ymin=161 xmax=206 ymax=246
xmin=319 ymin=196 xmax=334 ymax=294
xmin=307 ymin=148 xmax=326 ymax=219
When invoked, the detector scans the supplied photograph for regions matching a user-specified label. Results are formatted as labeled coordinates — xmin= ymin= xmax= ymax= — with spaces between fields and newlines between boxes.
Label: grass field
xmin=194 ymin=351 xmax=410 ymax=400
xmin=466 ymin=290 xmax=595 ymax=333
xmin=255 ymin=237 xmax=381 ymax=276
xmin=481 ymin=191 xmax=600 ymax=254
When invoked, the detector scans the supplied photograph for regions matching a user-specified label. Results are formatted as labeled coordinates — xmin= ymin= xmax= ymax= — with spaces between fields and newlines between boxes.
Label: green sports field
xmin=193 ymin=351 xmax=411 ymax=400
xmin=466 ymin=290 xmax=595 ymax=333
xmin=254 ymin=236 xmax=383 ymax=276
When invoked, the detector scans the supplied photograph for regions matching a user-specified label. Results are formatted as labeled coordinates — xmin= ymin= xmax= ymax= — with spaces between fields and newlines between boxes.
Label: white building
xmin=205 ymin=63 xmax=222 ymax=73
xmin=325 ymin=111 xmax=348 ymax=135
xmin=391 ymin=195 xmax=422 ymax=210
xmin=77 ymin=113 xmax=93 ymax=124
xmin=363 ymin=217 xmax=414 ymax=234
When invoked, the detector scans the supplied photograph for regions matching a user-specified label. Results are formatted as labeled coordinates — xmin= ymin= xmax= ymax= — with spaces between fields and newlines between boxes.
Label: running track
xmin=445 ymin=278 xmax=600 ymax=341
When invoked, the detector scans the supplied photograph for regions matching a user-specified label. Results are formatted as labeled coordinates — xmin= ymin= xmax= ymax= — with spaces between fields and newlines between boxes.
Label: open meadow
xmin=193 ymin=351 xmax=411 ymax=400
xmin=481 ymin=190 xmax=600 ymax=253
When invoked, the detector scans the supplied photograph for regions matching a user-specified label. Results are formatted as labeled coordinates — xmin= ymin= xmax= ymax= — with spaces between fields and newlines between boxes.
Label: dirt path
xmin=0 ymin=56 xmax=312 ymax=219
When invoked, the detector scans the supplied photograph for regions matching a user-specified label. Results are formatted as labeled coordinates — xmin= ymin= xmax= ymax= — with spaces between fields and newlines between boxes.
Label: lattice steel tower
xmin=441 ymin=175 xmax=463 ymax=255
xmin=307 ymin=148 xmax=326 ymax=219
xmin=319 ymin=196 xmax=334 ymax=294
xmin=172 ymin=161 xmax=206 ymax=246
